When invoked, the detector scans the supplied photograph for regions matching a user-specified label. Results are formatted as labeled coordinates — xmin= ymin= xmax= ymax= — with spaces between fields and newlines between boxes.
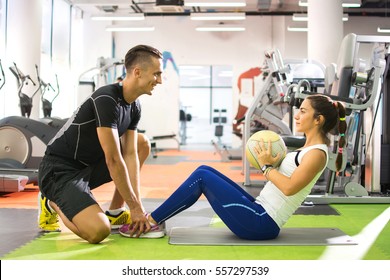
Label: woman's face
xmin=294 ymin=99 xmax=318 ymax=133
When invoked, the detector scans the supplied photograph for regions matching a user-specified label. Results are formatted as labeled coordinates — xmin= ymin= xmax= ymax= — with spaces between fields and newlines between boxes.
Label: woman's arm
xmin=266 ymin=149 xmax=327 ymax=196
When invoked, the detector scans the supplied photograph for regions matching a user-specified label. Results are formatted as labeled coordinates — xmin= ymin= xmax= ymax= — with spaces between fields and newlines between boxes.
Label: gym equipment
xmin=212 ymin=108 xmax=242 ymax=162
xmin=35 ymin=65 xmax=62 ymax=118
xmin=77 ymin=57 xmax=124 ymax=106
xmin=245 ymin=130 xmax=287 ymax=169
xmin=284 ymin=33 xmax=390 ymax=204
xmin=169 ymin=227 xmax=357 ymax=246
xmin=8 ymin=62 xmax=38 ymax=118
xmin=150 ymin=134 xmax=180 ymax=157
xmin=0 ymin=59 xmax=4 ymax=92
xmin=179 ymin=107 xmax=192 ymax=145
xmin=8 ymin=62 xmax=65 ymax=127
xmin=0 ymin=60 xmax=29 ymax=192
xmin=0 ymin=61 xmax=60 ymax=192
xmin=35 ymin=64 xmax=67 ymax=129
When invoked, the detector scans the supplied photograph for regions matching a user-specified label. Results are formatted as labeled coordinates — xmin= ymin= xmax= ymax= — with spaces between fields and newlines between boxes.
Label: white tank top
xmin=255 ymin=144 xmax=328 ymax=228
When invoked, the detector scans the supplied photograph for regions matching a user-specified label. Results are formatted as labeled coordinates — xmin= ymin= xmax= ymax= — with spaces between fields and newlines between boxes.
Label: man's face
xmin=138 ymin=57 xmax=163 ymax=95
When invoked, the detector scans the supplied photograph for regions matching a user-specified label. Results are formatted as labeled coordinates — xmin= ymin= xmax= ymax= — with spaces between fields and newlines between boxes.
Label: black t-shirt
xmin=47 ymin=83 xmax=141 ymax=165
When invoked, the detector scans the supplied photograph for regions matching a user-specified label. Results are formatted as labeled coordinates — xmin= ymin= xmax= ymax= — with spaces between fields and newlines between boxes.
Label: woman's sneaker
xmin=119 ymin=214 xmax=165 ymax=238
xmin=105 ymin=209 xmax=131 ymax=229
xmin=37 ymin=192 xmax=60 ymax=232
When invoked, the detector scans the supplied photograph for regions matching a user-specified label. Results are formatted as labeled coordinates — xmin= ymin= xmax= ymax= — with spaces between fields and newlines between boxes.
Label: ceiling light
xmin=196 ymin=25 xmax=245 ymax=31
xmin=292 ymin=13 xmax=348 ymax=21
xmin=287 ymin=26 xmax=308 ymax=32
xmin=292 ymin=14 xmax=307 ymax=21
xmin=342 ymin=0 xmax=361 ymax=8
xmin=185 ymin=1 xmax=246 ymax=7
xmin=105 ymin=25 xmax=155 ymax=32
xmin=298 ymin=0 xmax=308 ymax=7
xmin=190 ymin=12 xmax=246 ymax=21
xmin=377 ymin=27 xmax=390 ymax=33
xmin=91 ymin=13 xmax=145 ymax=21
xmin=299 ymin=0 xmax=360 ymax=8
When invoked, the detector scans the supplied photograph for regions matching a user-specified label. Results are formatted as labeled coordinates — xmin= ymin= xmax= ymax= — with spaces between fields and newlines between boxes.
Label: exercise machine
xmin=77 ymin=57 xmax=125 ymax=106
xmin=35 ymin=65 xmax=66 ymax=127
xmin=0 ymin=61 xmax=60 ymax=192
xmin=8 ymin=62 xmax=38 ymax=118
xmin=285 ymin=33 xmax=390 ymax=204
xmin=179 ymin=107 xmax=192 ymax=145
xmin=211 ymin=108 xmax=242 ymax=162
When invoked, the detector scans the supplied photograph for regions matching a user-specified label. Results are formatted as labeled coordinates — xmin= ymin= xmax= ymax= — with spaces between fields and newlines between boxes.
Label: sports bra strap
xmin=294 ymin=150 xmax=301 ymax=167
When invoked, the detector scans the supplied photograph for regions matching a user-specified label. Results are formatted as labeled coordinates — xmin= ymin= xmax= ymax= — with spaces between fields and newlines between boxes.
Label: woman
xmin=120 ymin=94 xmax=347 ymax=240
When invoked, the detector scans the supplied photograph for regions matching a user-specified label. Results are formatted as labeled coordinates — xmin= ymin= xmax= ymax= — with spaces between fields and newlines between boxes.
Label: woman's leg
xmin=151 ymin=165 xmax=279 ymax=240
xmin=197 ymin=165 xmax=255 ymax=202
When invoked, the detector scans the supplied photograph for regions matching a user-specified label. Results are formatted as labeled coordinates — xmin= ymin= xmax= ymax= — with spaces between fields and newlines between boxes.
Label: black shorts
xmin=38 ymin=154 xmax=112 ymax=221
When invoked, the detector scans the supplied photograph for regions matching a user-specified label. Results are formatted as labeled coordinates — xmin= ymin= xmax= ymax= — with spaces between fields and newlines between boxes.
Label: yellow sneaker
xmin=105 ymin=209 xmax=131 ymax=229
xmin=38 ymin=192 xmax=60 ymax=232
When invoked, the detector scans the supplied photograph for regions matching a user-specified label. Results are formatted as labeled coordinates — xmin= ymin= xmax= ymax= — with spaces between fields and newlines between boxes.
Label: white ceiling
xmin=67 ymin=0 xmax=390 ymax=17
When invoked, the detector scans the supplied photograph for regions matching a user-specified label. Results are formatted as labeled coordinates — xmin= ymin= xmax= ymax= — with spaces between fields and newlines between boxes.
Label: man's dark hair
xmin=124 ymin=45 xmax=162 ymax=71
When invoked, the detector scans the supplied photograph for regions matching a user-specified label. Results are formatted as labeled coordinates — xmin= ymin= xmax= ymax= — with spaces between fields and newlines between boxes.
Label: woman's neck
xmin=303 ymin=130 xmax=326 ymax=147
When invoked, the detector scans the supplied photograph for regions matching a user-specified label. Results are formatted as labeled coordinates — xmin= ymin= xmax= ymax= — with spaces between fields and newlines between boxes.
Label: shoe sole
xmin=119 ymin=231 xmax=165 ymax=239
xmin=39 ymin=227 xmax=61 ymax=233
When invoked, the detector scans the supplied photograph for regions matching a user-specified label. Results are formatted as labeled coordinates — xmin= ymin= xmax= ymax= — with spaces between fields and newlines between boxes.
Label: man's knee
xmin=72 ymin=206 xmax=112 ymax=244
xmin=138 ymin=133 xmax=151 ymax=153
xmin=82 ymin=222 xmax=111 ymax=244
xmin=86 ymin=227 xmax=111 ymax=244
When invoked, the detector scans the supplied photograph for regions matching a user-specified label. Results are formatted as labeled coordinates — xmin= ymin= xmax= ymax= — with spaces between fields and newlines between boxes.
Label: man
xmin=38 ymin=45 xmax=164 ymax=243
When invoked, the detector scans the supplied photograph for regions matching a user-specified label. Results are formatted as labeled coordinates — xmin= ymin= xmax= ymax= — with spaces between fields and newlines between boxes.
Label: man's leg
xmin=50 ymin=202 xmax=111 ymax=244
xmin=39 ymin=156 xmax=112 ymax=243
xmin=137 ymin=132 xmax=151 ymax=168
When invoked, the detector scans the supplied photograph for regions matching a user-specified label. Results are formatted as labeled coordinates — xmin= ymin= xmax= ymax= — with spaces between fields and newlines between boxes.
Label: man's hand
xmin=127 ymin=209 xmax=151 ymax=238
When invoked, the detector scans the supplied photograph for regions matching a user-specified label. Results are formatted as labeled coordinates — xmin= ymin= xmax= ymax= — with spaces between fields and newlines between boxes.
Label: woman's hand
xmin=253 ymin=138 xmax=282 ymax=168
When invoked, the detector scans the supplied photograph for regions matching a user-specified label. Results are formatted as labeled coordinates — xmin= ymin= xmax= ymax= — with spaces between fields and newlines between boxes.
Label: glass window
xmin=52 ymin=0 xmax=70 ymax=65
xmin=41 ymin=0 xmax=52 ymax=55
xmin=179 ymin=65 xmax=233 ymax=145
xmin=179 ymin=65 xmax=211 ymax=87
xmin=212 ymin=65 xmax=233 ymax=87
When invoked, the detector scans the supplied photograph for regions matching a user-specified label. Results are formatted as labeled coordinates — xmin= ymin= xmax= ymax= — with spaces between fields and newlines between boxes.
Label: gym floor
xmin=0 ymin=146 xmax=389 ymax=261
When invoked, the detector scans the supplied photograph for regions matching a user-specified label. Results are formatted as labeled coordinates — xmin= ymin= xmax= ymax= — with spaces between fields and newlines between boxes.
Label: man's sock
xmin=106 ymin=207 xmax=127 ymax=215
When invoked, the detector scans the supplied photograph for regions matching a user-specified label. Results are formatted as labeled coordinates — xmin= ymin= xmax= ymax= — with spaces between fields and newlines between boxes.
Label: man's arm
xmin=120 ymin=129 xmax=144 ymax=212
xmin=97 ymin=127 xmax=150 ymax=236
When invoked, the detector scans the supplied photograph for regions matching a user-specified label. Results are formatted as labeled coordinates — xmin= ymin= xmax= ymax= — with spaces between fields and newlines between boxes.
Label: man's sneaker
xmin=119 ymin=215 xmax=165 ymax=238
xmin=38 ymin=192 xmax=60 ymax=232
xmin=105 ymin=209 xmax=131 ymax=229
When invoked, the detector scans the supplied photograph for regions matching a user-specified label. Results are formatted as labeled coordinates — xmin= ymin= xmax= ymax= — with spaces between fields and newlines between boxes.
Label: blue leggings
xmin=151 ymin=165 xmax=280 ymax=240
